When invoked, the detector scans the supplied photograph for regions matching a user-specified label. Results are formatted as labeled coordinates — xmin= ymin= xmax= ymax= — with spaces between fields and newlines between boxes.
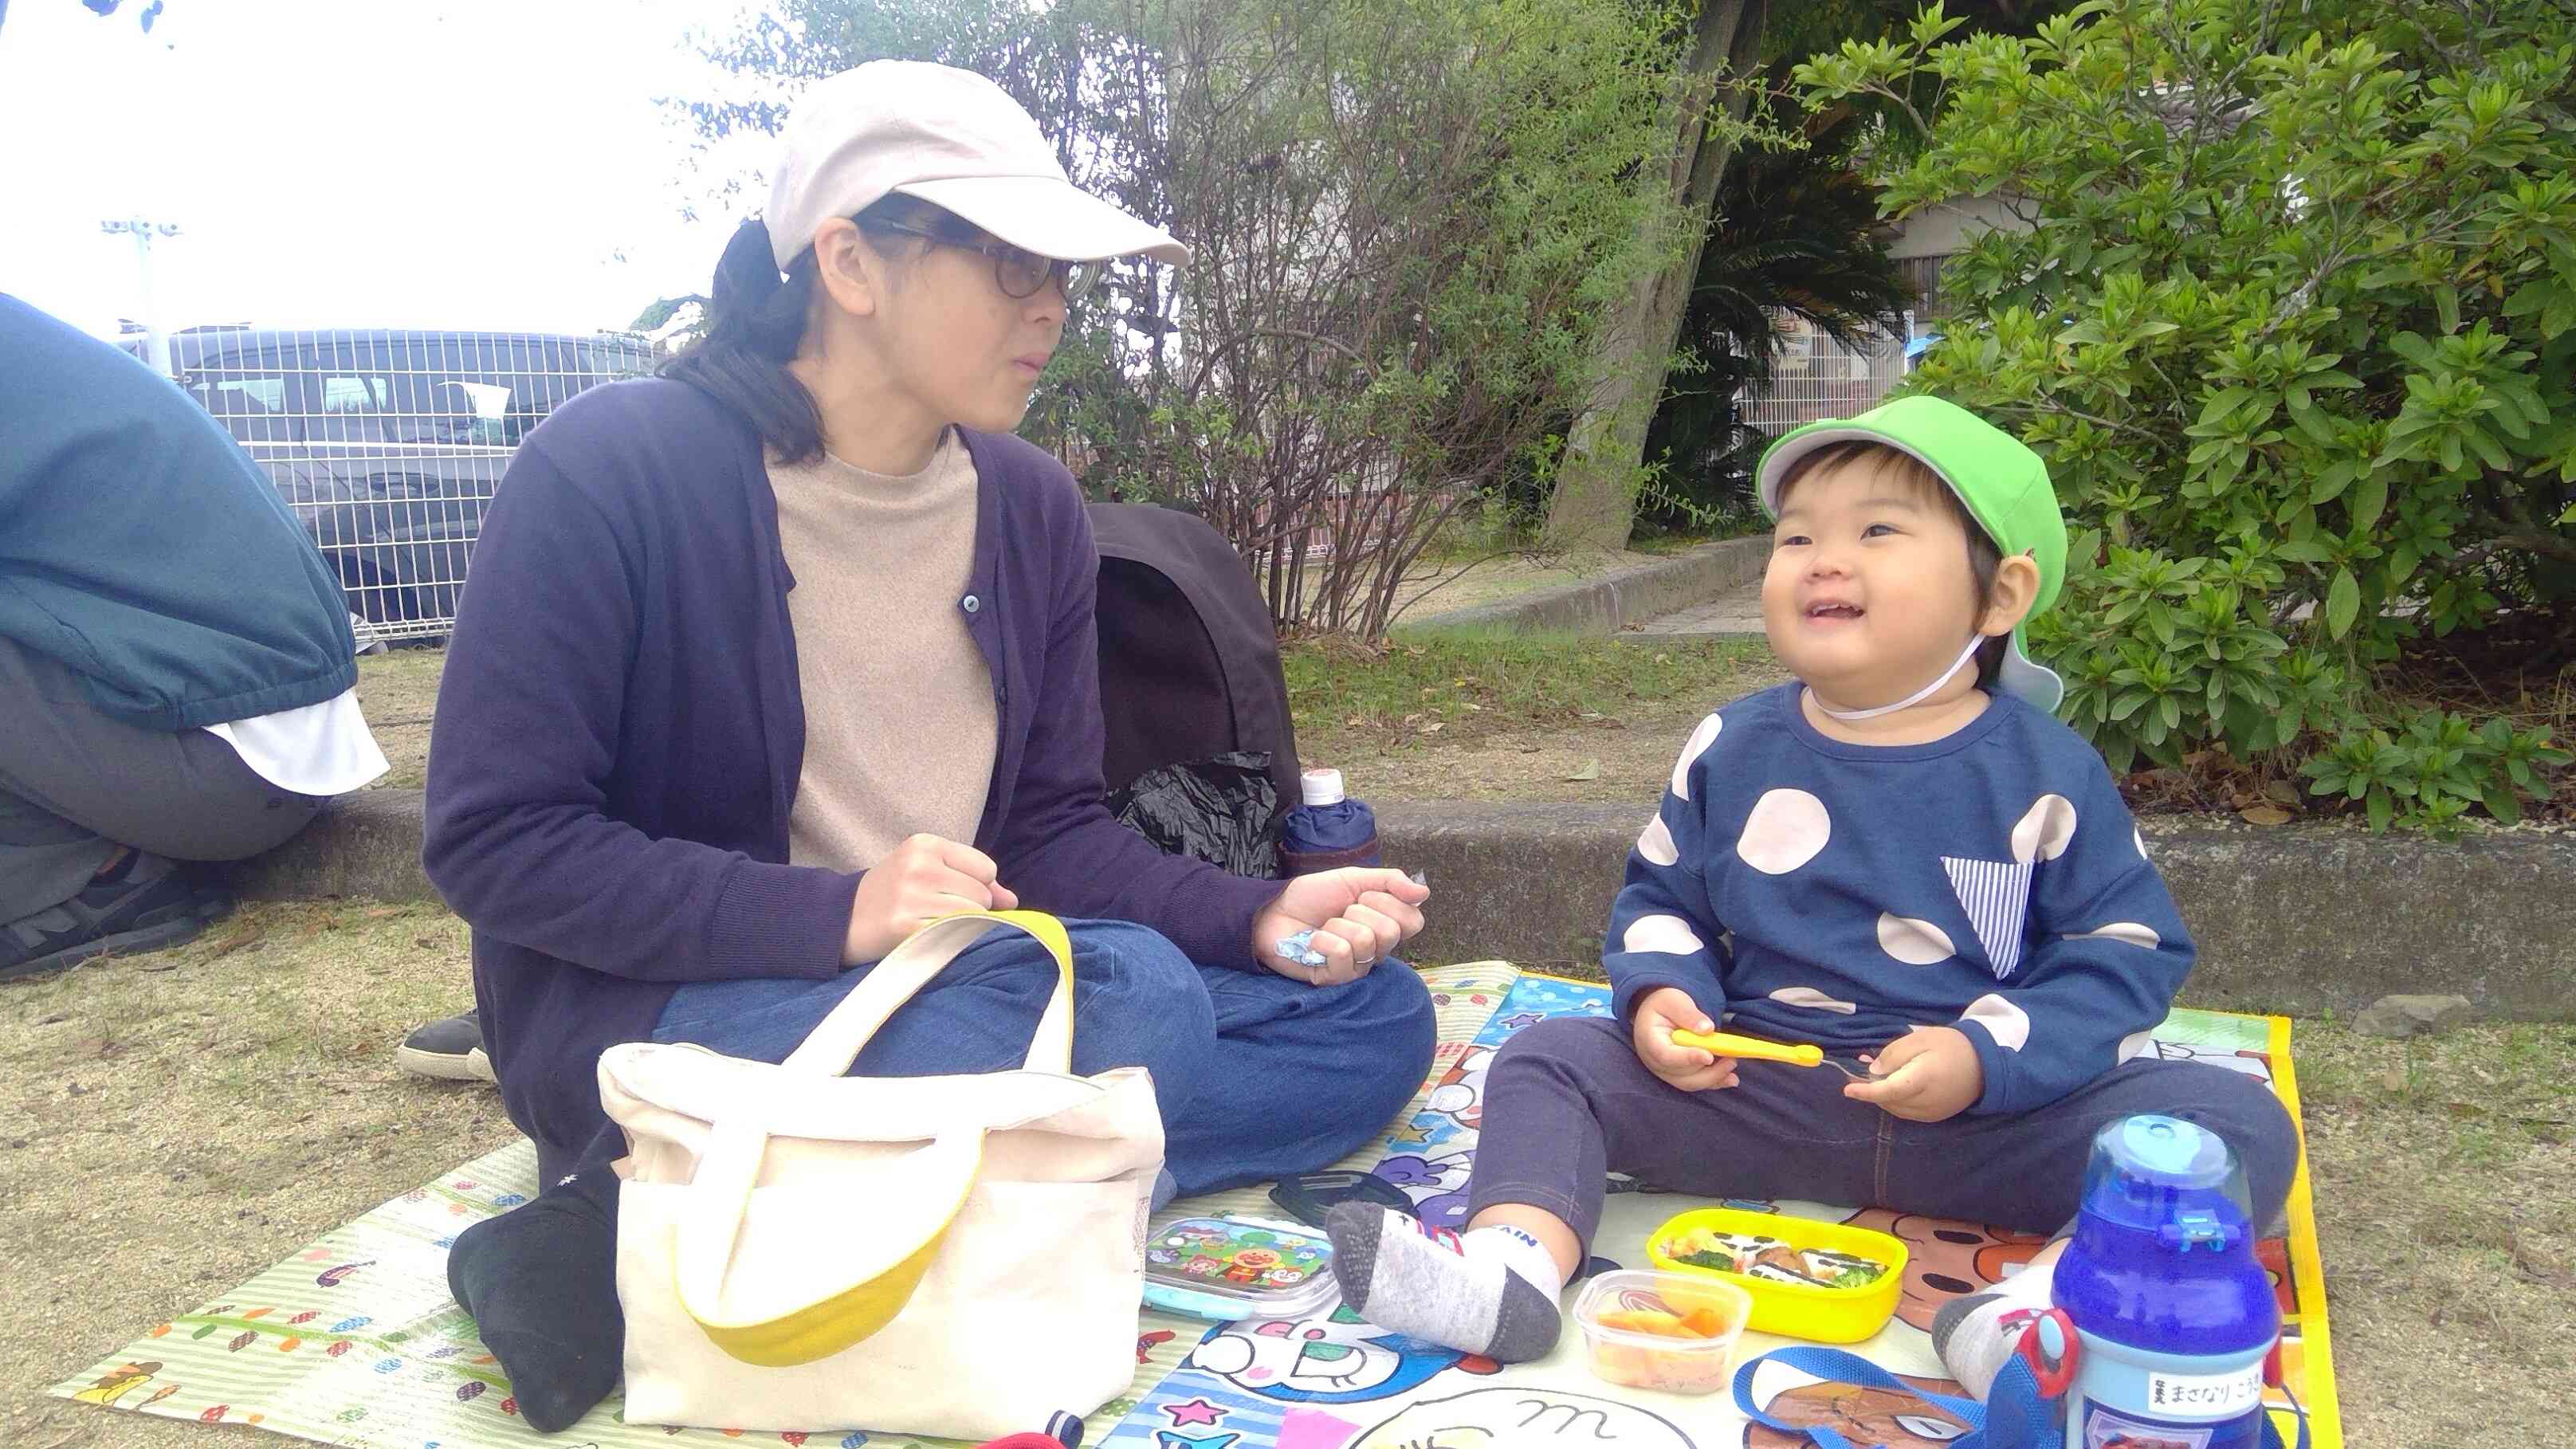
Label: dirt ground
xmin=6 ymin=897 xmax=2573 ymax=1447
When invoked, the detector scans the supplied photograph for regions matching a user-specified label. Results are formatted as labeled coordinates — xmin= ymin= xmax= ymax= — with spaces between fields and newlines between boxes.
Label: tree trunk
xmin=1542 ymin=0 xmax=1769 ymax=551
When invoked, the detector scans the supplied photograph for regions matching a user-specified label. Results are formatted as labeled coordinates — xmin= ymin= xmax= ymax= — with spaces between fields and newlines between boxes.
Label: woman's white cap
xmin=766 ymin=60 xmax=1191 ymax=271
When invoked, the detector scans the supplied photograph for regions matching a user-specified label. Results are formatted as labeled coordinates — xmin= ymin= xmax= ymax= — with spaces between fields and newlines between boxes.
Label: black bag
xmin=1090 ymin=502 xmax=1303 ymax=877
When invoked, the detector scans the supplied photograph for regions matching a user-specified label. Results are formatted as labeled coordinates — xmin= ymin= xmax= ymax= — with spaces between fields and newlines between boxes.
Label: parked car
xmin=124 ymin=328 xmax=654 ymax=638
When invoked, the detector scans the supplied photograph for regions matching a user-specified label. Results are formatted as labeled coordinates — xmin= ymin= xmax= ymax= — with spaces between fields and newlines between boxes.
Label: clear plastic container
xmin=1571 ymin=1270 xmax=1752 ymax=1396
xmin=1140 ymin=1217 xmax=1340 ymax=1322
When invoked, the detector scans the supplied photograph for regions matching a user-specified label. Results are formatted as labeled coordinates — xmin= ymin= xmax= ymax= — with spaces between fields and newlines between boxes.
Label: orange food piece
xmin=1681 ymin=1306 xmax=1733 ymax=1337
xmin=1597 ymin=1309 xmax=1688 ymax=1337
xmin=1598 ymin=1306 xmax=1733 ymax=1339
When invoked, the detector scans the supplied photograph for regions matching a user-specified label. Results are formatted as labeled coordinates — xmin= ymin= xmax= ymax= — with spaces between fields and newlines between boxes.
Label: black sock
xmin=447 ymin=1160 xmax=624 ymax=1433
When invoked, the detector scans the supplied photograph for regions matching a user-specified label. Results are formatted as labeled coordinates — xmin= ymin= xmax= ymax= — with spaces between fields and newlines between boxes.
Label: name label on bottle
xmin=2144 ymin=1364 xmax=2266 ymax=1415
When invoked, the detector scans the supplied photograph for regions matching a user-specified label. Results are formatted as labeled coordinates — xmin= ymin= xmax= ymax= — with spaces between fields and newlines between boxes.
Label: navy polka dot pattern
xmin=1605 ymin=683 xmax=2194 ymax=1115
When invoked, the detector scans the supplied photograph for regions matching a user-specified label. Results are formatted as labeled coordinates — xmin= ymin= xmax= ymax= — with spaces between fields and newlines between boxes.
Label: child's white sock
xmin=1930 ymin=1258 xmax=2058 ymax=1400
xmin=1324 ymin=1205 xmax=1566 ymax=1362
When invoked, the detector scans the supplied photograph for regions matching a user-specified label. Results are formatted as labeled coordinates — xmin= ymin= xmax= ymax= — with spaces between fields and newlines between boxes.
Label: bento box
xmin=1643 ymin=1208 xmax=1907 ymax=1343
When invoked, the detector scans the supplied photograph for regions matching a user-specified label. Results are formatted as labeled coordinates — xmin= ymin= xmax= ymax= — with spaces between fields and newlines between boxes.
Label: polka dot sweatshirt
xmin=1605 ymin=681 xmax=2193 ymax=1116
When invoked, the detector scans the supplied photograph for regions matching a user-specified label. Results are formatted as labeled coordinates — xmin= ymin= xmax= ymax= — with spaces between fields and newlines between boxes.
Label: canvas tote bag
xmin=599 ymin=910 xmax=1164 ymax=1437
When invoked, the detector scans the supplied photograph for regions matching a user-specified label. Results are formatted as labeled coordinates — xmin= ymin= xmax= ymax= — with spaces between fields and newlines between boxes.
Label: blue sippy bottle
xmin=2048 ymin=1115 xmax=2280 ymax=1447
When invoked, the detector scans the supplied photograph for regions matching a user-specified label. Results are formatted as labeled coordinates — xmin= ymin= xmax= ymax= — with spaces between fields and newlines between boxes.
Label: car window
xmin=310 ymin=375 xmax=397 ymax=442
xmin=186 ymin=374 xmax=294 ymax=445
xmin=171 ymin=333 xmax=650 ymax=448
xmin=320 ymin=375 xmax=387 ymax=411
xmin=371 ymin=374 xmax=546 ymax=446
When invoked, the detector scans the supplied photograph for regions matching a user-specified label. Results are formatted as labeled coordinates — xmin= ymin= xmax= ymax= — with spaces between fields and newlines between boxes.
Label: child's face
xmin=1761 ymin=453 xmax=1988 ymax=708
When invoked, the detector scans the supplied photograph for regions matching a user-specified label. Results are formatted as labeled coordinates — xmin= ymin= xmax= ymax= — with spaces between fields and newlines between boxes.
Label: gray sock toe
xmin=1324 ymin=1202 xmax=1390 ymax=1312
xmin=1485 ymin=1270 xmax=1565 ymax=1363
xmin=1930 ymin=1290 xmax=2001 ymax=1357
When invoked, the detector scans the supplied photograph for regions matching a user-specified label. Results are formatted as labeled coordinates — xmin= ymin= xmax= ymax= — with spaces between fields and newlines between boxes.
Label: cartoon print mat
xmin=54 ymin=963 xmax=2339 ymax=1448
xmin=50 ymin=963 xmax=1525 ymax=1449
xmin=1096 ymin=969 xmax=2342 ymax=1449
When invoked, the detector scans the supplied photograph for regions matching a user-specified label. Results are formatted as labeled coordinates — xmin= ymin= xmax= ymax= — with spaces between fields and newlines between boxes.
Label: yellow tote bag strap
xmin=779 ymin=909 xmax=1077 ymax=1078
xmin=672 ymin=911 xmax=1073 ymax=1368
xmin=673 ymin=1121 xmax=982 ymax=1368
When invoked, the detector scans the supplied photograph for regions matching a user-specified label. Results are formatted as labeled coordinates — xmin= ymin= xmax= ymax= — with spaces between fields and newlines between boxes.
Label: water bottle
xmin=1278 ymin=768 xmax=1381 ymax=876
xmin=2046 ymin=1115 xmax=2281 ymax=1448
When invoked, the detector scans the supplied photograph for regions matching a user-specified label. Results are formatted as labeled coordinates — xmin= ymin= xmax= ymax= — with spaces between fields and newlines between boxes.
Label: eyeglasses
xmin=862 ymin=222 xmax=1101 ymax=303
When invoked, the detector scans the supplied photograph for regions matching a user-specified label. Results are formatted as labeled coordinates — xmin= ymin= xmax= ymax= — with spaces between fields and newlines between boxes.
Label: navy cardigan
xmin=422 ymin=379 xmax=1285 ymax=1177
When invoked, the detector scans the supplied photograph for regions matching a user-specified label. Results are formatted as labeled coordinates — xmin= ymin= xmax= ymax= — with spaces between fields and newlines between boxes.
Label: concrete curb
xmin=217 ymin=790 xmax=446 ymax=908
xmin=1380 ymin=803 xmax=2576 ymax=1022
xmin=1401 ymin=536 xmax=1769 ymax=637
xmin=231 ymin=791 xmax=2576 ymax=1021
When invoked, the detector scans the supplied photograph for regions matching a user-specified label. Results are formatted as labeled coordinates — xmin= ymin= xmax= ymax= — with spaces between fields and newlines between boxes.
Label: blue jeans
xmin=653 ymin=917 xmax=1437 ymax=1199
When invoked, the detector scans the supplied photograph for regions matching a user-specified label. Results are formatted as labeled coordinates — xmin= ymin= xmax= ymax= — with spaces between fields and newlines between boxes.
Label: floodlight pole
xmin=101 ymin=217 xmax=183 ymax=375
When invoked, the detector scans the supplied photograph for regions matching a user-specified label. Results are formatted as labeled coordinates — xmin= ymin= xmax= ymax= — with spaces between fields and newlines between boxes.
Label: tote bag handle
xmin=674 ymin=911 xmax=1076 ymax=1366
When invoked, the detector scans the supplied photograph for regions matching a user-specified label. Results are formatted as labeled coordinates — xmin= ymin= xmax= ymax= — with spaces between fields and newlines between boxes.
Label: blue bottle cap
xmin=2118 ymin=1115 xmax=2230 ymax=1186
xmin=2081 ymin=1115 xmax=2252 ymax=1240
xmin=2060 ymin=1113 xmax=2278 ymax=1354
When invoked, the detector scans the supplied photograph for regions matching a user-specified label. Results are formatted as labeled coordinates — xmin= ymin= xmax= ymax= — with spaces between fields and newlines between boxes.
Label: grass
xmin=1284 ymin=632 xmax=1773 ymax=749
xmin=352 ymin=648 xmax=444 ymax=791
xmin=2283 ymin=1017 xmax=2576 ymax=1440
xmin=346 ymin=547 xmax=1749 ymax=795
xmin=1 ymin=901 xmax=497 ymax=1449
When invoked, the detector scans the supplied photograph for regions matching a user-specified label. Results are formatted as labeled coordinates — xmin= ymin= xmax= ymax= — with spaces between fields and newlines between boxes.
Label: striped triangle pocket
xmin=1941 ymin=856 xmax=2035 ymax=980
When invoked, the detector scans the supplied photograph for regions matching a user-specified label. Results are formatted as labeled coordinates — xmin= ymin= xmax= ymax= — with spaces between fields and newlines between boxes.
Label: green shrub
xmin=1797 ymin=0 xmax=2575 ymax=831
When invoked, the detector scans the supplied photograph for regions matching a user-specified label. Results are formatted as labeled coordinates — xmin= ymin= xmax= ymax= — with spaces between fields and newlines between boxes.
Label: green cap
xmin=1754 ymin=395 xmax=2069 ymax=713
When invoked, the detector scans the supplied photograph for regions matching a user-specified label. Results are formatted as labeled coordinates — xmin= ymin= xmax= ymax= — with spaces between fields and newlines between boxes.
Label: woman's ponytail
xmin=662 ymin=217 xmax=827 ymax=463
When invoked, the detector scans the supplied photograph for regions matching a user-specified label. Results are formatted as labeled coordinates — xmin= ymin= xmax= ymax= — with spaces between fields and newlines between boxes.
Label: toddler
xmin=1325 ymin=397 xmax=2299 ymax=1400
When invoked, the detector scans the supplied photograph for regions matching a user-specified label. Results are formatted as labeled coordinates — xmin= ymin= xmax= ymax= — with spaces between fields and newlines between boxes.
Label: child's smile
xmin=1799 ymin=594 xmax=1867 ymax=626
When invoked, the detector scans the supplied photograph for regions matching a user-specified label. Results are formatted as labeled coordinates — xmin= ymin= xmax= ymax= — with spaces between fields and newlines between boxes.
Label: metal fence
xmin=129 ymin=327 xmax=656 ymax=643
xmin=1735 ymin=308 xmax=1914 ymax=437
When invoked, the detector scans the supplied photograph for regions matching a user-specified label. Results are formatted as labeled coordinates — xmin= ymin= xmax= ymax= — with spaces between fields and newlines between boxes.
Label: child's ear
xmin=1980 ymin=552 xmax=2044 ymax=638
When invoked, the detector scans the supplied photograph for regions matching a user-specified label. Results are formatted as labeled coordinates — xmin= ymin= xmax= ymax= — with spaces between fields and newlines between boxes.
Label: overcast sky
xmin=0 ymin=0 xmax=781 ymax=340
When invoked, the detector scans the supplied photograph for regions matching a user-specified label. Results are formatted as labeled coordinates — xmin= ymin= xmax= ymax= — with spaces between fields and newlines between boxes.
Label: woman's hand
xmin=843 ymin=834 xmax=1019 ymax=965
xmin=1251 ymin=867 xmax=1430 ymax=986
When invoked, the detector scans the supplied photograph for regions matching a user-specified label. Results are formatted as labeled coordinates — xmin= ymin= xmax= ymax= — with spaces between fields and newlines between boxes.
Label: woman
xmin=423 ymin=61 xmax=1436 ymax=1431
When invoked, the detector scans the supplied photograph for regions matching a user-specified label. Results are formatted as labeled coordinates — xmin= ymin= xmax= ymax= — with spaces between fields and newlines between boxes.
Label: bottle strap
xmin=1730 ymin=1344 xmax=2308 ymax=1449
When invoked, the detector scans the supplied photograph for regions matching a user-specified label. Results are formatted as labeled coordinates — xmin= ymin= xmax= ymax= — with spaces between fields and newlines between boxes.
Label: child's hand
xmin=1631 ymin=988 xmax=1740 ymax=1093
xmin=1843 ymin=1026 xmax=1982 ymax=1122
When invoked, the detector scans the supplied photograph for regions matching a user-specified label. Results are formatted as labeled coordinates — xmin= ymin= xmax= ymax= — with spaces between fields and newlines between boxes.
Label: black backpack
xmin=1090 ymin=502 xmax=1302 ymax=876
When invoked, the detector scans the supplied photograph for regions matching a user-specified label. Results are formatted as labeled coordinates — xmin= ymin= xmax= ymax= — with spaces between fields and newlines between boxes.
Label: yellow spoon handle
xmin=1670 ymin=1030 xmax=1824 ymax=1068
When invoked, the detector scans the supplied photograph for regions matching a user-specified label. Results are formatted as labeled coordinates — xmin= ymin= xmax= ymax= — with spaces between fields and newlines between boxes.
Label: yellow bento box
xmin=1643 ymin=1208 xmax=1907 ymax=1344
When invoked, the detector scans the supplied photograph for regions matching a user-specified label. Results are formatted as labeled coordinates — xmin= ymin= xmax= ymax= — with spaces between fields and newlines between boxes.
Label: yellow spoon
xmin=1671 ymin=1030 xmax=1888 ymax=1081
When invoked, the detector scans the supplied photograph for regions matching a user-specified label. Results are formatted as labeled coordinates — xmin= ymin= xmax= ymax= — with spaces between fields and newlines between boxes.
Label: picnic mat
xmin=1090 ymin=972 xmax=2341 ymax=1449
xmin=56 ymin=961 xmax=2341 ymax=1448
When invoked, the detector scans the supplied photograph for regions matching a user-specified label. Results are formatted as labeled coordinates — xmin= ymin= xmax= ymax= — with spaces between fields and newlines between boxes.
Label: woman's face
xmin=870 ymin=227 xmax=1068 ymax=434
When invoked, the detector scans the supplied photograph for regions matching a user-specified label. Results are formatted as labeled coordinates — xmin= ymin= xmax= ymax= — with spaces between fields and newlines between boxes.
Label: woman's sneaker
xmin=0 ymin=850 xmax=230 ymax=982
xmin=397 ymin=1009 xmax=496 ymax=1082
